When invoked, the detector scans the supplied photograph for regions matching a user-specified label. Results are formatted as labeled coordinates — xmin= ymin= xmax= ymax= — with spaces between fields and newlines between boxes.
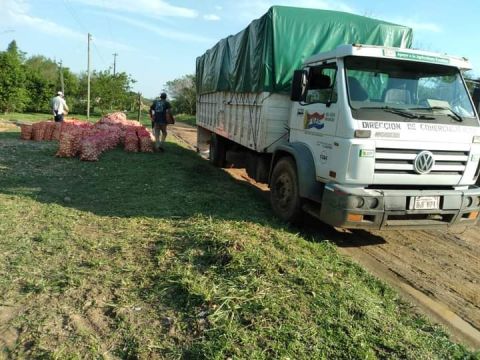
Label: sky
xmin=0 ymin=0 xmax=479 ymax=99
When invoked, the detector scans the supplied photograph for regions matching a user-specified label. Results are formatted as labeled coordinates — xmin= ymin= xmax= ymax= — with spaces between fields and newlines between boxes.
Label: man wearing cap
xmin=51 ymin=91 xmax=69 ymax=122
xmin=149 ymin=92 xmax=172 ymax=152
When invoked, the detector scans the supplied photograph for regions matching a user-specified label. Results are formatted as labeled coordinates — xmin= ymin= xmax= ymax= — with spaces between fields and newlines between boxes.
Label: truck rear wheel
xmin=270 ymin=157 xmax=303 ymax=223
xmin=209 ymin=134 xmax=226 ymax=167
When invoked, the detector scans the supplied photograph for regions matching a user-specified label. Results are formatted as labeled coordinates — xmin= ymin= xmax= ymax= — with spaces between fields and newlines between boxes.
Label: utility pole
xmin=113 ymin=53 xmax=118 ymax=76
xmin=137 ymin=92 xmax=141 ymax=122
xmin=59 ymin=60 xmax=65 ymax=95
xmin=87 ymin=33 xmax=92 ymax=120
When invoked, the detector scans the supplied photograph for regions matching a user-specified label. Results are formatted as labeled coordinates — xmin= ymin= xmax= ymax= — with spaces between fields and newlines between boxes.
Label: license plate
xmin=413 ymin=196 xmax=440 ymax=210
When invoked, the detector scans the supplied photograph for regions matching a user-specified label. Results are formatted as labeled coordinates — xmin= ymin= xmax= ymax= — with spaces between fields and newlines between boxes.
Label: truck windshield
xmin=344 ymin=56 xmax=477 ymax=125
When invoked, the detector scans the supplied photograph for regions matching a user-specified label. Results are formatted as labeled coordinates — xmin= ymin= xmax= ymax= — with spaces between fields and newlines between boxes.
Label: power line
xmin=102 ymin=0 xmax=115 ymax=43
xmin=62 ymin=0 xmax=87 ymax=33
xmin=92 ymin=38 xmax=108 ymax=67
xmin=62 ymin=0 xmax=108 ymax=68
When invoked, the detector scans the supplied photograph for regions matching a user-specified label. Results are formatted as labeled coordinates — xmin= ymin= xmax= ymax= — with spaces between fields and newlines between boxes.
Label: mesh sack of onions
xmin=90 ymin=128 xmax=119 ymax=152
xmin=124 ymin=125 xmax=143 ymax=133
xmin=104 ymin=128 xmax=122 ymax=150
xmin=98 ymin=113 xmax=142 ymax=129
xmin=43 ymin=121 xmax=56 ymax=141
xmin=98 ymin=112 xmax=127 ymax=126
xmin=128 ymin=120 xmax=142 ymax=127
xmin=56 ymin=132 xmax=77 ymax=157
xmin=56 ymin=126 xmax=84 ymax=157
xmin=124 ymin=130 xmax=139 ymax=152
xmin=80 ymin=135 xmax=103 ymax=161
xmin=20 ymin=124 xmax=33 ymax=140
xmin=137 ymin=128 xmax=153 ymax=153
xmin=52 ymin=123 xmax=63 ymax=141
xmin=93 ymin=124 xmax=122 ymax=149
xmin=94 ymin=123 xmax=114 ymax=132
xmin=72 ymin=129 xmax=86 ymax=155
xmin=32 ymin=122 xmax=48 ymax=141
xmin=104 ymin=112 xmax=127 ymax=122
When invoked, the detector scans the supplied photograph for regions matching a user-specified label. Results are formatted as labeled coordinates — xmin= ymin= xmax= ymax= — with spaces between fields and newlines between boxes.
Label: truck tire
xmin=209 ymin=134 xmax=226 ymax=167
xmin=270 ymin=157 xmax=303 ymax=223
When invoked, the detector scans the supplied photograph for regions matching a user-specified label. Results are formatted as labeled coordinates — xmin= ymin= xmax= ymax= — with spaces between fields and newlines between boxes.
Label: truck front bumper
xmin=315 ymin=184 xmax=480 ymax=230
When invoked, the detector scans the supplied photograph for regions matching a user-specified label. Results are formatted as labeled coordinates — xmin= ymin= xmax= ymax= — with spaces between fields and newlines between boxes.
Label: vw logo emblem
xmin=414 ymin=151 xmax=435 ymax=174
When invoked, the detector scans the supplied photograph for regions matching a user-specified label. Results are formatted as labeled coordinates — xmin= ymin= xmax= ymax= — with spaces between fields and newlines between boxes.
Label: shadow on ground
xmin=0 ymin=131 xmax=387 ymax=247
xmin=0 ymin=132 xmax=275 ymax=225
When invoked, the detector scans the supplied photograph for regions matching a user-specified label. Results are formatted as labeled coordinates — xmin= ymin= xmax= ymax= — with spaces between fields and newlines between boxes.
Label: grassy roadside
xmin=0 ymin=128 xmax=477 ymax=359
xmin=175 ymin=114 xmax=196 ymax=127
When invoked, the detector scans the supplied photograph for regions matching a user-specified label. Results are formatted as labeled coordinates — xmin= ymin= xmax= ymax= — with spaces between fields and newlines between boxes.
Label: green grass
xmin=0 ymin=128 xmax=478 ymax=359
xmin=175 ymin=114 xmax=196 ymax=127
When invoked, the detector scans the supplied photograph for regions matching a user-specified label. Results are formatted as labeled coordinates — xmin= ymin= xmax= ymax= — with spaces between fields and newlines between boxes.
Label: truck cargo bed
xmin=196 ymin=92 xmax=290 ymax=152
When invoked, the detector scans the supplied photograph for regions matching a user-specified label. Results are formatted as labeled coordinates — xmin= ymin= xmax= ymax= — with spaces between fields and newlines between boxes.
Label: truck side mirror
xmin=473 ymin=87 xmax=480 ymax=113
xmin=291 ymin=70 xmax=308 ymax=102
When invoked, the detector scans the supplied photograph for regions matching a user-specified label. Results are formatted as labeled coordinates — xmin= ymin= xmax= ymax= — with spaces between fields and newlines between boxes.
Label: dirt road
xmin=169 ymin=122 xmax=480 ymax=349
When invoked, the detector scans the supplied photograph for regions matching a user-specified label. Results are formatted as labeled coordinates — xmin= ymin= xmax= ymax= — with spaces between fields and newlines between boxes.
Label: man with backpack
xmin=149 ymin=92 xmax=172 ymax=152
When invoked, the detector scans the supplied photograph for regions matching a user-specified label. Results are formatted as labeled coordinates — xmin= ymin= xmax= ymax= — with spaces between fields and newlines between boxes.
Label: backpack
xmin=154 ymin=100 xmax=166 ymax=114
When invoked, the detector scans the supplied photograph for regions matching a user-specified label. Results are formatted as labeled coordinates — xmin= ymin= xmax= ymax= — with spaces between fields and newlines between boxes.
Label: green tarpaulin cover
xmin=196 ymin=6 xmax=413 ymax=95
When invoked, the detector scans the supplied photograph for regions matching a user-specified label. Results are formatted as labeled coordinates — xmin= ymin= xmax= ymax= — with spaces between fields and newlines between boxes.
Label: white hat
xmin=57 ymin=91 xmax=63 ymax=96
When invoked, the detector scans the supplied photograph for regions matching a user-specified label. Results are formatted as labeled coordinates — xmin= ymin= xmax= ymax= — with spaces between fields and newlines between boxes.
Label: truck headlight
xmin=473 ymin=136 xmax=480 ymax=143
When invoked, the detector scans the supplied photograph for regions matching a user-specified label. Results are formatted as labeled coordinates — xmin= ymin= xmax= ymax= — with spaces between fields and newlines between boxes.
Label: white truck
xmin=196 ymin=7 xmax=480 ymax=230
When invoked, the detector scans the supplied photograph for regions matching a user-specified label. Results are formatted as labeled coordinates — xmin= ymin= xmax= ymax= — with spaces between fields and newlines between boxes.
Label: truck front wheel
xmin=270 ymin=157 xmax=303 ymax=223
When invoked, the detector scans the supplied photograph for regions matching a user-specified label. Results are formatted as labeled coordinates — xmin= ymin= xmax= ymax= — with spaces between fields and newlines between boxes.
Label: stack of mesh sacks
xmin=79 ymin=127 xmax=122 ymax=161
xmin=96 ymin=113 xmax=153 ymax=153
xmin=20 ymin=120 xmax=78 ymax=141
xmin=68 ymin=112 xmax=153 ymax=161
xmin=20 ymin=121 xmax=56 ymax=141
xmin=19 ymin=112 xmax=154 ymax=161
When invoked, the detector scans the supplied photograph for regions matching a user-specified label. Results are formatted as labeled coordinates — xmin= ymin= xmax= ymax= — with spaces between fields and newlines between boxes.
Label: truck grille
xmin=375 ymin=148 xmax=469 ymax=175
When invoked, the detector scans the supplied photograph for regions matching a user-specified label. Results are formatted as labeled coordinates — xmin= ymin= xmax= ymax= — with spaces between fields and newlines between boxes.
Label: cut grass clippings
xmin=0 ymin=128 xmax=478 ymax=359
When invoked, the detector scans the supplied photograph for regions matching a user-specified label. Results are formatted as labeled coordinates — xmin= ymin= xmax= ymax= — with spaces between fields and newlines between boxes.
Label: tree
xmin=7 ymin=40 xmax=26 ymax=62
xmin=24 ymin=56 xmax=58 ymax=112
xmin=91 ymin=70 xmax=135 ymax=112
xmin=164 ymin=74 xmax=196 ymax=115
xmin=0 ymin=41 xmax=27 ymax=113
xmin=22 ymin=55 xmax=81 ymax=113
xmin=75 ymin=70 xmax=136 ymax=114
xmin=0 ymin=40 xmax=137 ymax=115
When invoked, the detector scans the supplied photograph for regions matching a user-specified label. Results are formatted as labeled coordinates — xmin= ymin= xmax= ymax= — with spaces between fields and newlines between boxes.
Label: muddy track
xmin=360 ymin=229 xmax=480 ymax=328
xmin=170 ymin=122 xmax=480 ymax=350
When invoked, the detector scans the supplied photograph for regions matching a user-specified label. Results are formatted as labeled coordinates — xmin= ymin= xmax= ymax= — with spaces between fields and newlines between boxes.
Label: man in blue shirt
xmin=149 ymin=92 xmax=172 ymax=151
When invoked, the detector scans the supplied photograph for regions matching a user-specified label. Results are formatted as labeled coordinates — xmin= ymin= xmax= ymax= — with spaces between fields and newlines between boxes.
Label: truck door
xmin=291 ymin=62 xmax=339 ymax=180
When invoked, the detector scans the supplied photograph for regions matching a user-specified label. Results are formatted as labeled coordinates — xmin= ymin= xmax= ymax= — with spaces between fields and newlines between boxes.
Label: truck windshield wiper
xmin=408 ymin=106 xmax=463 ymax=122
xmin=357 ymin=106 xmax=435 ymax=120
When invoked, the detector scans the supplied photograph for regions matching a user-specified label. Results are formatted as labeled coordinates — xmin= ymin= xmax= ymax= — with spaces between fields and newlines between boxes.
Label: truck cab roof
xmin=305 ymin=44 xmax=472 ymax=70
